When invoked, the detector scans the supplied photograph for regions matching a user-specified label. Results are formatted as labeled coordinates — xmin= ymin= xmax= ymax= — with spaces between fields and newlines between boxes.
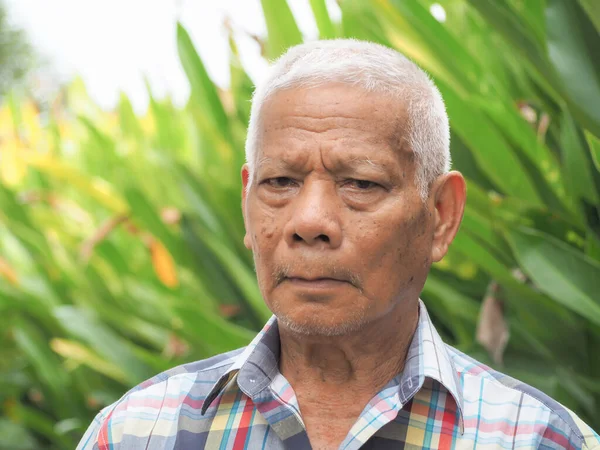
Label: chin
xmin=272 ymin=303 xmax=371 ymax=337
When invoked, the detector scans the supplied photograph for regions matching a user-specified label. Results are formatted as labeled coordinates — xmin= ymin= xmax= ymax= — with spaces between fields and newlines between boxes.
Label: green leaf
xmin=461 ymin=206 xmax=514 ymax=266
xmin=123 ymin=186 xmax=182 ymax=261
xmin=12 ymin=319 xmax=69 ymax=398
xmin=473 ymin=100 xmax=568 ymax=213
xmin=172 ymin=301 xmax=255 ymax=355
xmin=560 ymin=110 xmax=599 ymax=204
xmin=506 ymin=227 xmax=600 ymax=327
xmin=547 ymin=0 xmax=600 ymax=136
xmin=506 ymin=0 xmax=547 ymax=48
xmin=12 ymin=404 xmax=74 ymax=449
xmin=309 ymin=0 xmax=337 ymax=39
xmin=377 ymin=0 xmax=482 ymax=96
xmin=556 ymin=367 xmax=597 ymax=417
xmin=260 ymin=0 xmax=303 ymax=59
xmin=146 ymin=80 xmax=186 ymax=153
xmin=452 ymin=231 xmax=587 ymax=365
xmin=54 ymin=306 xmax=155 ymax=384
xmin=577 ymin=0 xmax=600 ymax=39
xmin=228 ymin=34 xmax=255 ymax=126
xmin=24 ymin=155 xmax=127 ymax=213
xmin=585 ymin=130 xmax=600 ymax=173
xmin=340 ymin=0 xmax=392 ymax=45
xmin=180 ymin=216 xmax=270 ymax=324
xmin=118 ymin=92 xmax=143 ymax=140
xmin=176 ymin=23 xmax=231 ymax=141
xmin=50 ymin=338 xmax=128 ymax=384
xmin=467 ymin=0 xmax=563 ymax=103
xmin=422 ymin=275 xmax=479 ymax=345
xmin=585 ymin=231 xmax=600 ymax=261
xmin=0 ymin=419 xmax=38 ymax=450
xmin=441 ymin=83 xmax=542 ymax=204
xmin=201 ymin=230 xmax=271 ymax=323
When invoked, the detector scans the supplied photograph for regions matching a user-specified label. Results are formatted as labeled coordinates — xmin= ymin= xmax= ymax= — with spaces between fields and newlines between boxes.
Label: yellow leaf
xmin=21 ymin=101 xmax=43 ymax=150
xmin=139 ymin=112 xmax=156 ymax=135
xmin=150 ymin=239 xmax=179 ymax=288
xmin=22 ymin=153 xmax=128 ymax=213
xmin=58 ymin=120 xmax=74 ymax=142
xmin=0 ymin=139 xmax=28 ymax=186
xmin=0 ymin=104 xmax=14 ymax=138
xmin=50 ymin=338 xmax=128 ymax=382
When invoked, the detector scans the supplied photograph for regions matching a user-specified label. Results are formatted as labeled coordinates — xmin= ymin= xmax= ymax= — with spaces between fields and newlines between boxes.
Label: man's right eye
xmin=263 ymin=177 xmax=296 ymax=188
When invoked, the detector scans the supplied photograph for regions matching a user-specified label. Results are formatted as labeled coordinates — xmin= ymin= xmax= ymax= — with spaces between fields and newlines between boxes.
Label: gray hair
xmin=244 ymin=39 xmax=451 ymax=199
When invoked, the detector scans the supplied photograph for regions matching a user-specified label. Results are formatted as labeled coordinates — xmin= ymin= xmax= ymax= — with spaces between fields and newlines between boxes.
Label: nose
xmin=284 ymin=179 xmax=342 ymax=249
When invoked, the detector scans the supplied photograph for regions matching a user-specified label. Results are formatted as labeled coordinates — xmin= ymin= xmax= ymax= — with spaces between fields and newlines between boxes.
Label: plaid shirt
xmin=78 ymin=301 xmax=600 ymax=449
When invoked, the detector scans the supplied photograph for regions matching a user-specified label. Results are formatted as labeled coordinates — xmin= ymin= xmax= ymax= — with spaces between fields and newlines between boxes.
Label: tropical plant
xmin=0 ymin=0 xmax=35 ymax=98
xmin=0 ymin=0 xmax=599 ymax=448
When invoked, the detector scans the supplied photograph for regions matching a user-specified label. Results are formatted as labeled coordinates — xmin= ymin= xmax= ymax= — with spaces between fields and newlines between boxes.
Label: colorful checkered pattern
xmin=78 ymin=301 xmax=600 ymax=449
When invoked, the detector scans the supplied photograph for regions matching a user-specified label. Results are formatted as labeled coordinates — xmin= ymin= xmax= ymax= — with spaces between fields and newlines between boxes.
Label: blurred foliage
xmin=1 ymin=0 xmax=600 ymax=447
xmin=0 ymin=0 xmax=35 ymax=98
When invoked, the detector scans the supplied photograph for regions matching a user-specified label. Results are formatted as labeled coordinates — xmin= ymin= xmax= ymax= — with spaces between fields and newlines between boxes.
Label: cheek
xmin=248 ymin=200 xmax=278 ymax=245
xmin=248 ymin=206 xmax=282 ymax=273
xmin=357 ymin=207 xmax=431 ymax=285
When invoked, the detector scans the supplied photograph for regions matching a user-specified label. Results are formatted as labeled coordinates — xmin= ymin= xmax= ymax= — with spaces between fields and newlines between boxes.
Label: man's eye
xmin=347 ymin=179 xmax=379 ymax=190
xmin=264 ymin=177 xmax=296 ymax=188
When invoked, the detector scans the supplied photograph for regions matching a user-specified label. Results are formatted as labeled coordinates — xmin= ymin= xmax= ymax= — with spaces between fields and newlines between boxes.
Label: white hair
xmin=244 ymin=39 xmax=451 ymax=199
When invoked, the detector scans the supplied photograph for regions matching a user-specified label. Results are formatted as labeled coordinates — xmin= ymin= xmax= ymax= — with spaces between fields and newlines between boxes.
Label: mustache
xmin=273 ymin=262 xmax=363 ymax=290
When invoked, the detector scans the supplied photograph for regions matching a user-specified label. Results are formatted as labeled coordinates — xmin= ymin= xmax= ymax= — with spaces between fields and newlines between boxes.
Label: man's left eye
xmin=347 ymin=179 xmax=379 ymax=190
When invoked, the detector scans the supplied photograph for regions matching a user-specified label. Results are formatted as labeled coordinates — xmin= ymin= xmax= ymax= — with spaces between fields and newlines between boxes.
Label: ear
xmin=241 ymin=165 xmax=252 ymax=250
xmin=429 ymin=171 xmax=466 ymax=262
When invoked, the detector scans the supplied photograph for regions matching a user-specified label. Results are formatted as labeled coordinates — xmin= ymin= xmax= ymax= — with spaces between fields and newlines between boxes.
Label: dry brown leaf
xmin=160 ymin=207 xmax=181 ymax=225
xmin=79 ymin=214 xmax=129 ymax=263
xmin=476 ymin=283 xmax=509 ymax=365
xmin=219 ymin=304 xmax=242 ymax=318
xmin=163 ymin=334 xmax=189 ymax=359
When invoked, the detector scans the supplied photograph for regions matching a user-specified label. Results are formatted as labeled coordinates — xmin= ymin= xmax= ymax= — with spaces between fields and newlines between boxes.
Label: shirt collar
xmin=399 ymin=301 xmax=465 ymax=432
xmin=201 ymin=300 xmax=464 ymax=429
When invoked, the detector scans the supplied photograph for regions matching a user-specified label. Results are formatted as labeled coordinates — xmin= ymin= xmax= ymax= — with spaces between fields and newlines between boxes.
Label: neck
xmin=278 ymin=300 xmax=420 ymax=393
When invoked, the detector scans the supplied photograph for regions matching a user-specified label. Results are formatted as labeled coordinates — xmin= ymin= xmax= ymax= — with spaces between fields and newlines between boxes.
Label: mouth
xmin=273 ymin=266 xmax=362 ymax=291
xmin=282 ymin=276 xmax=352 ymax=290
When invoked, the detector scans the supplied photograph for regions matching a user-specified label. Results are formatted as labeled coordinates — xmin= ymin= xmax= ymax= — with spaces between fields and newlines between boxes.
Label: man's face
xmin=242 ymin=84 xmax=437 ymax=335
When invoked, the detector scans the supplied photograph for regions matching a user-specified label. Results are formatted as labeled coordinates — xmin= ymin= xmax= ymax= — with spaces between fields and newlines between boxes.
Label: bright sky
xmin=5 ymin=0 xmax=341 ymax=112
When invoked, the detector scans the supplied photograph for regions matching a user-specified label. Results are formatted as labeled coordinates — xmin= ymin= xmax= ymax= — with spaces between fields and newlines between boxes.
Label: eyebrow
xmin=341 ymin=156 xmax=389 ymax=173
xmin=255 ymin=156 xmax=294 ymax=172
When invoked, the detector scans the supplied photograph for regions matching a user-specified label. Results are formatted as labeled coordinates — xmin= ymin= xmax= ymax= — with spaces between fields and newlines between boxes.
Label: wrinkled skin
xmin=241 ymin=83 xmax=466 ymax=449
xmin=242 ymin=83 xmax=464 ymax=336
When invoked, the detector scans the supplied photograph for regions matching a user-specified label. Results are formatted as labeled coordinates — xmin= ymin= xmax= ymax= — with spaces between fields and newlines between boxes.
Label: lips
xmin=284 ymin=272 xmax=351 ymax=285
xmin=283 ymin=277 xmax=350 ymax=290
xmin=273 ymin=265 xmax=361 ymax=290
xmin=282 ymin=273 xmax=355 ymax=291
xmin=286 ymin=276 xmax=346 ymax=282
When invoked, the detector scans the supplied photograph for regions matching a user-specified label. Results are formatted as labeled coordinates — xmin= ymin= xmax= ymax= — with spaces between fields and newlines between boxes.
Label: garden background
xmin=1 ymin=0 xmax=600 ymax=448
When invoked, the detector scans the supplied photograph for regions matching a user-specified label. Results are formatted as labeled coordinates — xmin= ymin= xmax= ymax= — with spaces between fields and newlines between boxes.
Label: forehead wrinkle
xmin=268 ymin=117 xmax=371 ymax=138
xmin=257 ymin=139 xmax=400 ymax=176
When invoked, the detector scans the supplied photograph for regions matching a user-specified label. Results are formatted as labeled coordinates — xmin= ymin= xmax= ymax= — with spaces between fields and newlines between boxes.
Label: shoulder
xmin=445 ymin=344 xmax=600 ymax=450
xmin=128 ymin=346 xmax=245 ymax=395
xmin=76 ymin=347 xmax=246 ymax=450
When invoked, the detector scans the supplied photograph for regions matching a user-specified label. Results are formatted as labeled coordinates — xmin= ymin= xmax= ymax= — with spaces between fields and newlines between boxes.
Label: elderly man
xmin=78 ymin=40 xmax=599 ymax=450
